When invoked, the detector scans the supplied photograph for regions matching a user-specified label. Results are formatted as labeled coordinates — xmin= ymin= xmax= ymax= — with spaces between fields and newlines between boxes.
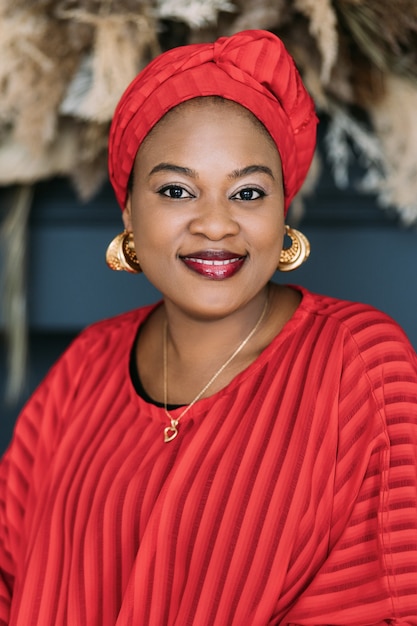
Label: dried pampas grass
xmin=0 ymin=124 xmax=80 ymax=184
xmin=0 ymin=186 xmax=32 ymax=403
xmin=324 ymin=76 xmax=417 ymax=226
xmin=324 ymin=107 xmax=384 ymax=188
xmin=294 ymin=0 xmax=338 ymax=83
xmin=0 ymin=7 xmax=77 ymax=156
xmin=1 ymin=0 xmax=417 ymax=217
xmin=69 ymin=122 xmax=109 ymax=199
xmin=288 ymin=150 xmax=322 ymax=225
xmin=335 ymin=0 xmax=417 ymax=80
xmin=227 ymin=0 xmax=289 ymax=33
xmin=59 ymin=10 xmax=159 ymax=122
xmin=2 ymin=0 xmax=417 ymax=403
xmin=0 ymin=1 xmax=158 ymax=192
xmin=370 ymin=74 xmax=417 ymax=225
xmin=157 ymin=0 xmax=236 ymax=28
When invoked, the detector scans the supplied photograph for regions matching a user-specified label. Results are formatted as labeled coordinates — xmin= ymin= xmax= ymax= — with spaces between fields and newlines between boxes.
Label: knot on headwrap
xmin=108 ymin=30 xmax=318 ymax=214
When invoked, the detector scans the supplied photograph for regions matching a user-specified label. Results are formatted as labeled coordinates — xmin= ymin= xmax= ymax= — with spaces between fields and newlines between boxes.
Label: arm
xmin=0 ymin=384 xmax=53 ymax=625
xmin=0 ymin=456 xmax=13 ymax=625
xmin=0 ymin=332 xmax=90 ymax=625
xmin=284 ymin=316 xmax=417 ymax=625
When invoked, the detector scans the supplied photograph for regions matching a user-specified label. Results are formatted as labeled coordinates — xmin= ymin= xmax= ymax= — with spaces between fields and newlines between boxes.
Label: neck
xmin=135 ymin=283 xmax=300 ymax=410
xmin=163 ymin=287 xmax=270 ymax=366
xmin=162 ymin=286 xmax=269 ymax=417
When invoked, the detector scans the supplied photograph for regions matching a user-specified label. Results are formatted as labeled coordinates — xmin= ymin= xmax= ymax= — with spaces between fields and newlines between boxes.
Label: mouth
xmin=180 ymin=250 xmax=246 ymax=280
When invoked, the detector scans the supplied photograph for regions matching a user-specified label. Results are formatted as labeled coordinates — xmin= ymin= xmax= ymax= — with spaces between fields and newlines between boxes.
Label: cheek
xmin=248 ymin=217 xmax=285 ymax=274
xmin=246 ymin=214 xmax=284 ymax=249
xmin=131 ymin=207 xmax=181 ymax=265
xmin=130 ymin=197 xmax=158 ymax=242
xmin=133 ymin=223 xmax=164 ymax=256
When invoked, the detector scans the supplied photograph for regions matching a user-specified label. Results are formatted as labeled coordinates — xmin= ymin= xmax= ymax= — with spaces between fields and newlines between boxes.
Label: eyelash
xmin=231 ymin=188 xmax=266 ymax=201
xmin=158 ymin=185 xmax=194 ymax=199
xmin=158 ymin=185 xmax=266 ymax=201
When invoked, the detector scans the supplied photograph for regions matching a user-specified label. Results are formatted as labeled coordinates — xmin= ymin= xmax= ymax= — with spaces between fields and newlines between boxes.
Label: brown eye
xmin=233 ymin=188 xmax=265 ymax=201
xmin=159 ymin=185 xmax=193 ymax=199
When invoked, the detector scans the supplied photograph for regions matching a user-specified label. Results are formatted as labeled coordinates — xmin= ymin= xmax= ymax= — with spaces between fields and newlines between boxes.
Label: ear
xmin=122 ymin=194 xmax=133 ymax=231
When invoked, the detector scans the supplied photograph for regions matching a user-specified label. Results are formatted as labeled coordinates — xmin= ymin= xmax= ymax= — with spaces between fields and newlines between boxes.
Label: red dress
xmin=1 ymin=287 xmax=417 ymax=625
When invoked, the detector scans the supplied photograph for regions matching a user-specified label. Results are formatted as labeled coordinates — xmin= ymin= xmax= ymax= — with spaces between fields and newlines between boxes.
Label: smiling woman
xmin=122 ymin=98 xmax=286 ymax=323
xmin=1 ymin=30 xmax=417 ymax=626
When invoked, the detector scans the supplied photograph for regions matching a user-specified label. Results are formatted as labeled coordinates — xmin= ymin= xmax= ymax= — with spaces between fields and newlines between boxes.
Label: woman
xmin=1 ymin=30 xmax=416 ymax=625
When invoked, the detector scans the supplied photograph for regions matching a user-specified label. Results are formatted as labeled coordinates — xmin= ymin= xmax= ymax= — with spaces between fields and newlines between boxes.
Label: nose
xmin=188 ymin=200 xmax=240 ymax=241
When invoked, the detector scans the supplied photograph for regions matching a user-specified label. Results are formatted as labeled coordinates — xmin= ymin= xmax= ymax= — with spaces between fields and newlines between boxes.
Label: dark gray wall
xmin=23 ymin=172 xmax=417 ymax=343
xmin=1 ymin=154 xmax=417 ymax=454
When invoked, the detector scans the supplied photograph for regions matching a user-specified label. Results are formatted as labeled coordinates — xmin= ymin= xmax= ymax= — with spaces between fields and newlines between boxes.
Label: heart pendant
xmin=164 ymin=424 xmax=178 ymax=443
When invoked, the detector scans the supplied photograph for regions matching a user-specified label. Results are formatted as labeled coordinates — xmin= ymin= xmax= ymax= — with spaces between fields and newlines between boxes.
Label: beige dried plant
xmin=69 ymin=122 xmax=109 ymax=199
xmin=288 ymin=150 xmax=322 ymax=225
xmin=0 ymin=123 xmax=81 ymax=185
xmin=0 ymin=5 xmax=83 ymax=172
xmin=294 ymin=0 xmax=339 ymax=83
xmin=0 ymin=186 xmax=33 ymax=403
xmin=227 ymin=0 xmax=289 ymax=33
xmin=335 ymin=0 xmax=417 ymax=80
xmin=370 ymin=74 xmax=417 ymax=224
xmin=156 ymin=0 xmax=236 ymax=28
xmin=59 ymin=10 xmax=159 ymax=123
xmin=2 ymin=0 xmax=417 ymax=405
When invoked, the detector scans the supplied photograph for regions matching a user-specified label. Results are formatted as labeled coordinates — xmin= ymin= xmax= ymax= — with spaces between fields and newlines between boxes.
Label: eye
xmin=232 ymin=187 xmax=265 ymax=201
xmin=158 ymin=185 xmax=193 ymax=199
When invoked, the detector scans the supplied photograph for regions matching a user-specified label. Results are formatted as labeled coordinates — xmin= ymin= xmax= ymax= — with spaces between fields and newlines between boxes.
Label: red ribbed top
xmin=1 ymin=287 xmax=417 ymax=625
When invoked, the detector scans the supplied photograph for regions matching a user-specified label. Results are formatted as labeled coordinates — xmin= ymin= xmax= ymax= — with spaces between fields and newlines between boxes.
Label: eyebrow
xmin=148 ymin=163 xmax=198 ymax=178
xmin=228 ymin=165 xmax=275 ymax=180
xmin=148 ymin=162 xmax=276 ymax=181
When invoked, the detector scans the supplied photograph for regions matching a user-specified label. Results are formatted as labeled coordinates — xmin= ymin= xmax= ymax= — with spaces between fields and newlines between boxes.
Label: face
xmin=124 ymin=99 xmax=285 ymax=320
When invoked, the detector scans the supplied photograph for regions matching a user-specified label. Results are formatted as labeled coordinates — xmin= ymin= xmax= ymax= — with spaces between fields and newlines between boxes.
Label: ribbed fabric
xmin=1 ymin=286 xmax=416 ymax=625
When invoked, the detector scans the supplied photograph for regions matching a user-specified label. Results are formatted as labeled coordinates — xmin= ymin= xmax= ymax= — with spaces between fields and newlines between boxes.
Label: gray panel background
xmin=1 ymin=150 xmax=416 ymax=452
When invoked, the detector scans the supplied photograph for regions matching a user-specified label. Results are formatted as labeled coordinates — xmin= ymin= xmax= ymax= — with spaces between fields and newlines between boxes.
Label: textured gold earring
xmin=277 ymin=225 xmax=310 ymax=272
xmin=106 ymin=231 xmax=142 ymax=273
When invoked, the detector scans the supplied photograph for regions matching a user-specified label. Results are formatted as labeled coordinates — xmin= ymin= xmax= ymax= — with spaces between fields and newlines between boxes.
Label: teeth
xmin=188 ymin=257 xmax=240 ymax=266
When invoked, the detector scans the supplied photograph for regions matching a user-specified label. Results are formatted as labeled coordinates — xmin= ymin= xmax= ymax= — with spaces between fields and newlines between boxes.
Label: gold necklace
xmin=163 ymin=294 xmax=269 ymax=443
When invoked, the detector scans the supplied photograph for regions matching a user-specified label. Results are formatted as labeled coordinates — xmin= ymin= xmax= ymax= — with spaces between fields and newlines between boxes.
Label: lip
xmin=180 ymin=250 xmax=246 ymax=280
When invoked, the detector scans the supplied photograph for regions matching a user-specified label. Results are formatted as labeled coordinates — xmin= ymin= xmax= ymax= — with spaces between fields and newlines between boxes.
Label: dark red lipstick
xmin=180 ymin=250 xmax=246 ymax=280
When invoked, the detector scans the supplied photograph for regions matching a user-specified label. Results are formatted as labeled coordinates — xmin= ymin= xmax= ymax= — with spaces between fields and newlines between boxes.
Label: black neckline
xmin=129 ymin=327 xmax=184 ymax=410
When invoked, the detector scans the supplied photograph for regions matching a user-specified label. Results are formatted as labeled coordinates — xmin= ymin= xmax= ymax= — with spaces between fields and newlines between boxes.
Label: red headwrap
xmin=108 ymin=29 xmax=318 ymax=214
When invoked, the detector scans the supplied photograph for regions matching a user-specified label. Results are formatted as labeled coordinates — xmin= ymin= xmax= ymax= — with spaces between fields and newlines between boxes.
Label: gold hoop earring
xmin=277 ymin=225 xmax=310 ymax=272
xmin=105 ymin=231 xmax=142 ymax=273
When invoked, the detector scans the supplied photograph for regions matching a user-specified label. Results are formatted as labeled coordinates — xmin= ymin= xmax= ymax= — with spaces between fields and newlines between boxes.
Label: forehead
xmin=129 ymin=97 xmax=284 ymax=190
xmin=137 ymin=96 xmax=279 ymax=162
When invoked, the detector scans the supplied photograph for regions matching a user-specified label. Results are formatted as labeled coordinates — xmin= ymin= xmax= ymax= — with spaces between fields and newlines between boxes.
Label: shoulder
xmin=297 ymin=286 xmax=415 ymax=355
xmin=297 ymin=288 xmax=417 ymax=409
xmin=289 ymin=287 xmax=417 ymax=396
xmin=295 ymin=288 xmax=417 ymax=443
xmin=65 ymin=302 xmax=160 ymax=360
xmin=24 ymin=302 xmax=161 ymax=407
xmin=2 ymin=303 xmax=161 ymax=456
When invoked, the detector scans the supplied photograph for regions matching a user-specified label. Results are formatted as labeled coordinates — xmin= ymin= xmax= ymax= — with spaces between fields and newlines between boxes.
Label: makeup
xmin=181 ymin=251 xmax=246 ymax=280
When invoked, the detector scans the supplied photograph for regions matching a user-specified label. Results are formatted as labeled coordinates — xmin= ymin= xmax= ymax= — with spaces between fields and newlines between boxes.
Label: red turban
xmin=108 ymin=29 xmax=318 ymax=214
